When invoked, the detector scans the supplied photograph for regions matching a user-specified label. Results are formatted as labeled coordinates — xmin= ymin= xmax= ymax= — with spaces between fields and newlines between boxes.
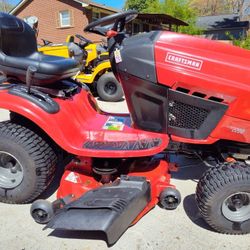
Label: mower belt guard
xmin=46 ymin=176 xmax=151 ymax=245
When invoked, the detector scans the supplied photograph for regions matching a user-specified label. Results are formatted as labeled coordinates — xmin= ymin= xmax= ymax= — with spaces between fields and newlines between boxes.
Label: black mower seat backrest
xmin=0 ymin=12 xmax=79 ymax=85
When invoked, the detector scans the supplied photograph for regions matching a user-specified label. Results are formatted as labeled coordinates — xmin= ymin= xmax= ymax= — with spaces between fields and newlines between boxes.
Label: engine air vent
xmin=169 ymin=100 xmax=209 ymax=130
xmin=175 ymin=86 xmax=225 ymax=103
xmin=168 ymin=89 xmax=228 ymax=139
xmin=208 ymin=96 xmax=224 ymax=103
xmin=176 ymin=87 xmax=190 ymax=94
xmin=192 ymin=92 xmax=206 ymax=98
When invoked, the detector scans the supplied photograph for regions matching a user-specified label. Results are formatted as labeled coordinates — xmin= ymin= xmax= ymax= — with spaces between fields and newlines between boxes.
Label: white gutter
xmin=73 ymin=0 xmax=89 ymax=7
xmin=9 ymin=0 xmax=28 ymax=14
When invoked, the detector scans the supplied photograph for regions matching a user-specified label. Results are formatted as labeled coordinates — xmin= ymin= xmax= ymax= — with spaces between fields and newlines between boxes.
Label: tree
xmin=124 ymin=0 xmax=202 ymax=35
xmin=124 ymin=0 xmax=158 ymax=12
xmin=189 ymin=0 xmax=244 ymax=16
xmin=189 ymin=0 xmax=223 ymax=15
xmin=0 ymin=0 xmax=13 ymax=13
xmin=227 ymin=0 xmax=244 ymax=13
xmin=233 ymin=35 xmax=250 ymax=50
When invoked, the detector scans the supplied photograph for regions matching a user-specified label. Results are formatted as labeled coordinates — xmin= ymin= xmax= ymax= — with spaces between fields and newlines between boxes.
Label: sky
xmin=9 ymin=0 xmax=126 ymax=10
xmin=94 ymin=0 xmax=125 ymax=9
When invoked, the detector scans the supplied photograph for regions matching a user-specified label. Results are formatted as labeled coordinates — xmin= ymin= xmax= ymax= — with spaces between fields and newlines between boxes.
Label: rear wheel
xmin=0 ymin=121 xmax=57 ymax=204
xmin=196 ymin=162 xmax=250 ymax=234
xmin=96 ymin=72 xmax=123 ymax=102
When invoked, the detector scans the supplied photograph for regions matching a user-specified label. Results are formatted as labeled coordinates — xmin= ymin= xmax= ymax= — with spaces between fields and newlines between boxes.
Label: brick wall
xmin=15 ymin=0 xmax=106 ymax=44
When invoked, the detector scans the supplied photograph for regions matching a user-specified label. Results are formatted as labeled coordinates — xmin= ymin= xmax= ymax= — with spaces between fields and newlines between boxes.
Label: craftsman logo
xmin=166 ymin=52 xmax=203 ymax=71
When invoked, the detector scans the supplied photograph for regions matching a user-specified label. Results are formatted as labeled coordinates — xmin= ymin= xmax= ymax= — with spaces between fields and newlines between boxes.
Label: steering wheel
xmin=41 ymin=39 xmax=53 ymax=46
xmin=75 ymin=34 xmax=92 ymax=48
xmin=84 ymin=10 xmax=138 ymax=36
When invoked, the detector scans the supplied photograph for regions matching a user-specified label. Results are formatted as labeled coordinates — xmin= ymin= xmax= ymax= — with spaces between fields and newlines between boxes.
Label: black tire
xmin=96 ymin=72 xmax=124 ymax=102
xmin=0 ymin=121 xmax=57 ymax=204
xmin=196 ymin=162 xmax=250 ymax=234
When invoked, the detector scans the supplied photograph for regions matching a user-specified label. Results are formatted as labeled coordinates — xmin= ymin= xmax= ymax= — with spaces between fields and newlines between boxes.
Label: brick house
xmin=10 ymin=0 xmax=189 ymax=45
xmin=10 ymin=0 xmax=118 ymax=44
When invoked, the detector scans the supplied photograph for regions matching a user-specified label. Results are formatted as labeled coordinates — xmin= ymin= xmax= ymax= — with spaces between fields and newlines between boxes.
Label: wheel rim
xmin=33 ymin=209 xmax=49 ymax=222
xmin=222 ymin=192 xmax=250 ymax=222
xmin=104 ymin=82 xmax=117 ymax=96
xmin=0 ymin=151 xmax=24 ymax=189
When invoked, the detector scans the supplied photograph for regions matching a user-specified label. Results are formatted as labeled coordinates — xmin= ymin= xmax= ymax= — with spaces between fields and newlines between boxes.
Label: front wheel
xmin=96 ymin=72 xmax=124 ymax=102
xmin=0 ymin=121 xmax=58 ymax=204
xmin=31 ymin=199 xmax=54 ymax=224
xmin=196 ymin=162 xmax=250 ymax=234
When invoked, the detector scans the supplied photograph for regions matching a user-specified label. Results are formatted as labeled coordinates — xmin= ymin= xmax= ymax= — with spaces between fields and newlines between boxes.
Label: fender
xmin=0 ymin=88 xmax=169 ymax=158
xmin=0 ymin=89 xmax=96 ymax=155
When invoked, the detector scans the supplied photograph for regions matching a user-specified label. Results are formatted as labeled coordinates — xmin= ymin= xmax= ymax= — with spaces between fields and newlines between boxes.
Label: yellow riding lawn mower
xmin=38 ymin=34 xmax=124 ymax=102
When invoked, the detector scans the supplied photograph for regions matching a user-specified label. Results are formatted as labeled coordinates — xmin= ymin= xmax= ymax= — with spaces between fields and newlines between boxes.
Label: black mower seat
xmin=0 ymin=12 xmax=80 ymax=85
xmin=1 ymin=52 xmax=79 ymax=85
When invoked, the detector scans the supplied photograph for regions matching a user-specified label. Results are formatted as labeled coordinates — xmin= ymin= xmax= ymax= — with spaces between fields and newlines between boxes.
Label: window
xmin=59 ymin=10 xmax=71 ymax=27
xmin=92 ymin=11 xmax=100 ymax=22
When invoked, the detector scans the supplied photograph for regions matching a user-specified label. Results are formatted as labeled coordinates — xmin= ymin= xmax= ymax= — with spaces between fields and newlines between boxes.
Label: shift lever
xmin=26 ymin=65 xmax=37 ymax=94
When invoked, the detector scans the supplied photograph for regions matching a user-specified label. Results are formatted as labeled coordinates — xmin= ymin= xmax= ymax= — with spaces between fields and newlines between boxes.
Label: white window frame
xmin=59 ymin=10 xmax=71 ymax=27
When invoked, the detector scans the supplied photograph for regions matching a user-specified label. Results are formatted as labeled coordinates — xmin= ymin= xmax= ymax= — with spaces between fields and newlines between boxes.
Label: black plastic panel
xmin=119 ymin=72 xmax=228 ymax=139
xmin=83 ymin=138 xmax=162 ymax=150
xmin=116 ymin=31 xmax=160 ymax=83
xmin=119 ymin=72 xmax=169 ymax=133
xmin=46 ymin=176 xmax=151 ymax=245
xmin=168 ymin=89 xmax=228 ymax=139
xmin=9 ymin=85 xmax=60 ymax=114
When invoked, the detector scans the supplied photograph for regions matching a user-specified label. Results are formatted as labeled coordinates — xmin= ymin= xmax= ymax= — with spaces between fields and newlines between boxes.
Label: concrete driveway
xmin=0 ymin=100 xmax=249 ymax=250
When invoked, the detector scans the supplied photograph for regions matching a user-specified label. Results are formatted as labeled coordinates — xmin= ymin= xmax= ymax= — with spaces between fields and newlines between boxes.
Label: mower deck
xmin=46 ymin=176 xmax=150 ymax=245
xmin=31 ymin=157 xmax=175 ymax=245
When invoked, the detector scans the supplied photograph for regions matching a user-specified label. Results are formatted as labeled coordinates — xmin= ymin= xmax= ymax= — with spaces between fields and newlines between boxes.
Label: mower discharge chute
xmin=0 ymin=11 xmax=249 ymax=245
xmin=38 ymin=34 xmax=124 ymax=102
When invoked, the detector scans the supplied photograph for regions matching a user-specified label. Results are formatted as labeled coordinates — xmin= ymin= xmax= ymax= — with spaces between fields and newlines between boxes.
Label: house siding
xmin=15 ymin=0 xmax=107 ymax=44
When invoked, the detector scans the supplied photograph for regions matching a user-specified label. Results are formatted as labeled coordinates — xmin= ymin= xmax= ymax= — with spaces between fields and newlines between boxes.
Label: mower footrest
xmin=46 ymin=176 xmax=151 ymax=245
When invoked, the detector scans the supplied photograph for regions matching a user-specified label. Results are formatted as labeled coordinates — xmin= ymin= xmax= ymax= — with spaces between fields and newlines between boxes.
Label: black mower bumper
xmin=32 ymin=176 xmax=151 ymax=245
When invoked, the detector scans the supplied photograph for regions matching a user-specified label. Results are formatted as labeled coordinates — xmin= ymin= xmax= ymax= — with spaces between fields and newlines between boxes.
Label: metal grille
xmin=168 ymin=100 xmax=209 ymax=130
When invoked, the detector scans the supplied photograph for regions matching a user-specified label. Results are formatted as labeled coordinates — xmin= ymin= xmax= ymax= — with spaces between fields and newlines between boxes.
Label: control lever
xmin=26 ymin=66 xmax=37 ymax=94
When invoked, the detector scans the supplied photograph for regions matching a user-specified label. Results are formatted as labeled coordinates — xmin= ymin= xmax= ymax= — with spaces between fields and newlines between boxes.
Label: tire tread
xmin=0 ymin=121 xmax=57 ymax=204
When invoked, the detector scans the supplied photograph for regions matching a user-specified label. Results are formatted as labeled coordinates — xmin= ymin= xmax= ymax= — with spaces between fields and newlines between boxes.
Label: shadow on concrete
xmin=170 ymin=155 xmax=217 ymax=232
xmin=49 ymin=230 xmax=113 ymax=247
xmin=170 ymin=154 xmax=209 ymax=181
xmin=183 ymin=194 xmax=215 ymax=233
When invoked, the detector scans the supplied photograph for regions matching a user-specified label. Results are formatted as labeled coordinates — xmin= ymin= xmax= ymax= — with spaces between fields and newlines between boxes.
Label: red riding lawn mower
xmin=0 ymin=11 xmax=250 ymax=245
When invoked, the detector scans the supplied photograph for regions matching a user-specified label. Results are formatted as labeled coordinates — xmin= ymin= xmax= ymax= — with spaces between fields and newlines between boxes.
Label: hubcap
xmin=222 ymin=192 xmax=250 ymax=222
xmin=104 ymin=82 xmax=117 ymax=95
xmin=0 ymin=151 xmax=24 ymax=189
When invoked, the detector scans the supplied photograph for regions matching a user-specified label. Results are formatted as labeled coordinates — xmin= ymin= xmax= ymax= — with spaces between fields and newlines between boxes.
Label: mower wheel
xmin=0 ymin=121 xmax=57 ymax=204
xmin=96 ymin=72 xmax=124 ymax=102
xmin=196 ymin=162 xmax=250 ymax=234
xmin=31 ymin=199 xmax=54 ymax=224
xmin=159 ymin=187 xmax=181 ymax=210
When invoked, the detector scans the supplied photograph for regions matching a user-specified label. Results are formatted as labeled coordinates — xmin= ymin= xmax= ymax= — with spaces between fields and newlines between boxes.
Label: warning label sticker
xmin=103 ymin=116 xmax=126 ymax=131
xmin=65 ymin=172 xmax=79 ymax=184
